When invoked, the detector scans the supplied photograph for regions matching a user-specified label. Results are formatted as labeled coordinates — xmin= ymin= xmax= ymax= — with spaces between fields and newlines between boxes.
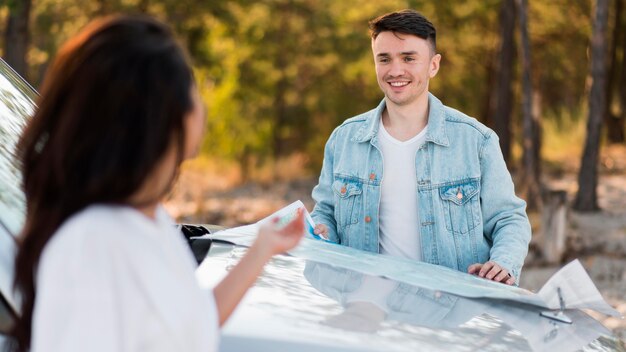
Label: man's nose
xmin=387 ymin=59 xmax=405 ymax=77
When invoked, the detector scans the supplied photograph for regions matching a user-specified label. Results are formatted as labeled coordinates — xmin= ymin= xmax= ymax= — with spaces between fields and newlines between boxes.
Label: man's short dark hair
xmin=369 ymin=9 xmax=437 ymax=53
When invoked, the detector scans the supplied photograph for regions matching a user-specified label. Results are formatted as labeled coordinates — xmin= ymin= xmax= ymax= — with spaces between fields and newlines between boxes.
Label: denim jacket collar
xmin=351 ymin=93 xmax=450 ymax=147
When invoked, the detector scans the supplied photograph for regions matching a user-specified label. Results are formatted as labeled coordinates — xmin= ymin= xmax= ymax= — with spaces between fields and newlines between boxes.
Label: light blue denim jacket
xmin=311 ymin=93 xmax=531 ymax=281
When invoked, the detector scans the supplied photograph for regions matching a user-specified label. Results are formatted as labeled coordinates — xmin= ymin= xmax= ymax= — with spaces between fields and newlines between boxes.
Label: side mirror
xmin=179 ymin=224 xmax=213 ymax=264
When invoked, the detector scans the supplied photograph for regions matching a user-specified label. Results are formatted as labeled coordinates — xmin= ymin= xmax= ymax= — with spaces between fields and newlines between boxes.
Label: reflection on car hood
xmin=207 ymin=224 xmax=619 ymax=317
xmin=196 ymin=240 xmax=626 ymax=352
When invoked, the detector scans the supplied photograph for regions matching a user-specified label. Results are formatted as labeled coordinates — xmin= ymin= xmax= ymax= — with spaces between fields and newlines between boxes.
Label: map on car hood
xmin=205 ymin=201 xmax=621 ymax=318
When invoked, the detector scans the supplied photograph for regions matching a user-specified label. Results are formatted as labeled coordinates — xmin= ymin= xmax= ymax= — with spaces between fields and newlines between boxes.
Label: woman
xmin=11 ymin=15 xmax=304 ymax=351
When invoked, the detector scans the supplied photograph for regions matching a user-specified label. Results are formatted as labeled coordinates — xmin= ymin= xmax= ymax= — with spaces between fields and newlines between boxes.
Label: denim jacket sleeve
xmin=311 ymin=129 xmax=340 ymax=244
xmin=479 ymin=132 xmax=531 ymax=282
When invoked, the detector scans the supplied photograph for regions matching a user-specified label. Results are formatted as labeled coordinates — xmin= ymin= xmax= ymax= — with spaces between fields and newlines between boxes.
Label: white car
xmin=0 ymin=58 xmax=624 ymax=351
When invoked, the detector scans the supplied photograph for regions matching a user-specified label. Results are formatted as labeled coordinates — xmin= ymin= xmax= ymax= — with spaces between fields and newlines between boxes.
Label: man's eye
xmin=379 ymin=58 xmax=389 ymax=63
xmin=404 ymin=57 xmax=415 ymax=62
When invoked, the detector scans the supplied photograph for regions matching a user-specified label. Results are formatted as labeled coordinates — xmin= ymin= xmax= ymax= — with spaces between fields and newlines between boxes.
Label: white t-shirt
xmin=32 ymin=204 xmax=219 ymax=352
xmin=378 ymin=119 xmax=427 ymax=260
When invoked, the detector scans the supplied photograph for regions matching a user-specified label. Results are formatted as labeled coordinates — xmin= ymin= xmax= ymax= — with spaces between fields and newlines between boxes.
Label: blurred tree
xmin=21 ymin=0 xmax=619 ymax=179
xmin=429 ymin=1 xmax=500 ymax=122
xmin=574 ymin=0 xmax=609 ymax=211
xmin=3 ymin=0 xmax=31 ymax=79
xmin=29 ymin=0 xmax=96 ymax=85
xmin=196 ymin=1 xmax=406 ymax=174
xmin=606 ymin=0 xmax=625 ymax=143
xmin=528 ymin=1 xmax=591 ymax=125
xmin=619 ymin=6 xmax=626 ymax=142
xmin=488 ymin=0 xmax=516 ymax=164
xmin=516 ymin=0 xmax=542 ymax=211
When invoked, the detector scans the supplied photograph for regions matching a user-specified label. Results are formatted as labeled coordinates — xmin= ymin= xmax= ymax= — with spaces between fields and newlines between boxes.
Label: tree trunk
xmin=3 ymin=0 xmax=32 ymax=80
xmin=606 ymin=0 xmax=625 ymax=143
xmin=574 ymin=0 xmax=609 ymax=212
xmin=490 ymin=0 xmax=516 ymax=164
xmin=96 ymin=0 xmax=109 ymax=15
xmin=272 ymin=2 xmax=290 ymax=159
xmin=532 ymin=89 xmax=542 ymax=177
xmin=138 ymin=0 xmax=150 ymax=13
xmin=516 ymin=0 xmax=542 ymax=211
xmin=616 ymin=0 xmax=626 ymax=142
xmin=540 ymin=189 xmax=568 ymax=264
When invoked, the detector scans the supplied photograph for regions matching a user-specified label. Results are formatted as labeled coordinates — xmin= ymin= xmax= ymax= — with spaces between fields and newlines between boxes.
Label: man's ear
xmin=429 ymin=53 xmax=441 ymax=78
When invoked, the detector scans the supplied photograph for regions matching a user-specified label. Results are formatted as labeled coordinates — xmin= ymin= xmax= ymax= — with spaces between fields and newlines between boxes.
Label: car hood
xmin=195 ymin=225 xmax=625 ymax=352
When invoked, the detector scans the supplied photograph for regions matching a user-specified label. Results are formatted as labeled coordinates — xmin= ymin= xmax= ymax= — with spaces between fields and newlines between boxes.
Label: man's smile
xmin=389 ymin=81 xmax=410 ymax=87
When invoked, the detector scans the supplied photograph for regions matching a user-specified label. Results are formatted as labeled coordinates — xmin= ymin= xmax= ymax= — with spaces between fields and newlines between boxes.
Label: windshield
xmin=0 ymin=59 xmax=37 ymax=237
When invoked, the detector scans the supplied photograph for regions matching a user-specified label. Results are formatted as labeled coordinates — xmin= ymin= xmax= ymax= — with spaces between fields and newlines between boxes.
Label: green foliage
xmin=15 ymin=0 xmax=607 ymax=172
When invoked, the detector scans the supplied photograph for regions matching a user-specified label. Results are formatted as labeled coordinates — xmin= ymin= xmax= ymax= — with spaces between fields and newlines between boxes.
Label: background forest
xmin=3 ymin=0 xmax=625 ymax=178
xmin=2 ymin=0 xmax=626 ymax=338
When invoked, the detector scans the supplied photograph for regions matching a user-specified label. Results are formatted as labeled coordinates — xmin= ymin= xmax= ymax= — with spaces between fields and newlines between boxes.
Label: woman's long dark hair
xmin=11 ymin=15 xmax=194 ymax=350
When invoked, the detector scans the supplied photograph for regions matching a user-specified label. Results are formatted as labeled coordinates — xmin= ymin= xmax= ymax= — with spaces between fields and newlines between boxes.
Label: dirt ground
xmin=164 ymin=158 xmax=626 ymax=341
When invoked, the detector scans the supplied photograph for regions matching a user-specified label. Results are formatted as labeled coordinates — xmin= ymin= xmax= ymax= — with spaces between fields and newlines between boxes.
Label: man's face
xmin=372 ymin=31 xmax=440 ymax=107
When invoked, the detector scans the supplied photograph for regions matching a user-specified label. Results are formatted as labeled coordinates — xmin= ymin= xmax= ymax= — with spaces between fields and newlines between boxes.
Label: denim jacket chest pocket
xmin=438 ymin=180 xmax=481 ymax=235
xmin=332 ymin=178 xmax=363 ymax=231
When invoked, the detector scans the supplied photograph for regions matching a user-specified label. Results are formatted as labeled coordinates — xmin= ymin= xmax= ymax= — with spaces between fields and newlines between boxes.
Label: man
xmin=311 ymin=9 xmax=531 ymax=285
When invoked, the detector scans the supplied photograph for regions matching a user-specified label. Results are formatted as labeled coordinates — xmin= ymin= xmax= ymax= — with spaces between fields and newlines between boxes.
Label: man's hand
xmin=313 ymin=223 xmax=329 ymax=240
xmin=468 ymin=261 xmax=515 ymax=285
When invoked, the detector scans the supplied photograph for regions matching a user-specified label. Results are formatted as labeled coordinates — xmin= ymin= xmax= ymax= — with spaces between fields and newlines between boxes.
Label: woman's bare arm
xmin=213 ymin=210 xmax=304 ymax=326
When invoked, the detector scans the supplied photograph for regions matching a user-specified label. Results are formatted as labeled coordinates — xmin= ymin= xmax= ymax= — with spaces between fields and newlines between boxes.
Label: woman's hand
xmin=214 ymin=208 xmax=305 ymax=326
xmin=254 ymin=208 xmax=305 ymax=258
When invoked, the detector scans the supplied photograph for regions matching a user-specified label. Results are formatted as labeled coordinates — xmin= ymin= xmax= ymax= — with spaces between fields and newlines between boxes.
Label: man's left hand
xmin=468 ymin=261 xmax=515 ymax=285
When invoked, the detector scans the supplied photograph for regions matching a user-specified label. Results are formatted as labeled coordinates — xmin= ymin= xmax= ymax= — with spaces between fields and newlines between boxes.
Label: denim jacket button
xmin=456 ymin=192 xmax=463 ymax=200
xmin=341 ymin=186 xmax=347 ymax=194
xmin=369 ymin=173 xmax=376 ymax=180
xmin=364 ymin=216 xmax=371 ymax=223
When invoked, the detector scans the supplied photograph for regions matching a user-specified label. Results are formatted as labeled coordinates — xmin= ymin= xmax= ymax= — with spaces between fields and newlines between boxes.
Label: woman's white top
xmin=31 ymin=204 xmax=219 ymax=352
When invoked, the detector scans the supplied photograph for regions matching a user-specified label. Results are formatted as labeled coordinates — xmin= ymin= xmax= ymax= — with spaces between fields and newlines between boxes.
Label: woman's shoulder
xmin=53 ymin=204 xmax=146 ymax=243
xmin=38 ymin=204 xmax=157 ymax=276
